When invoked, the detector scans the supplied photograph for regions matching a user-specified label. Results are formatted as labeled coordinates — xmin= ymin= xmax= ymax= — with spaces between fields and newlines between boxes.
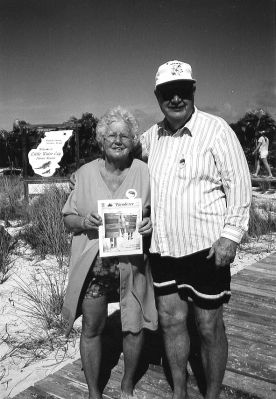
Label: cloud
xmin=245 ymin=79 xmax=276 ymax=120
xmin=200 ymin=105 xmax=219 ymax=114
xmin=255 ymin=79 xmax=276 ymax=108
xmin=131 ymin=108 xmax=160 ymax=132
xmin=201 ymin=103 xmax=238 ymax=123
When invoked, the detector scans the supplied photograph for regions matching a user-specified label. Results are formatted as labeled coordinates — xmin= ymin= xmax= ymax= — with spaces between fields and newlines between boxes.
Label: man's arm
xmin=208 ymin=122 xmax=252 ymax=266
xmin=134 ymin=138 xmax=148 ymax=162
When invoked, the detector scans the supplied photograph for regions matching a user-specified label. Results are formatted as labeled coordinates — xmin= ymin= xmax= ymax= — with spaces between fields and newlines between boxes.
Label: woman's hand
xmin=82 ymin=213 xmax=102 ymax=231
xmin=138 ymin=217 xmax=152 ymax=236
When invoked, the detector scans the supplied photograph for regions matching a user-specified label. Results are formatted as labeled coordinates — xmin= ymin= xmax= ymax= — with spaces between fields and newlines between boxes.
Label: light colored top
xmin=62 ymin=158 xmax=158 ymax=335
xmin=140 ymin=107 xmax=252 ymax=258
xmin=258 ymin=135 xmax=269 ymax=154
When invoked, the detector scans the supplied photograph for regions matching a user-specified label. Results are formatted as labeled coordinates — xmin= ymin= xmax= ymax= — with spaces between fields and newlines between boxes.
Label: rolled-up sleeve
xmin=214 ymin=123 xmax=252 ymax=243
xmin=62 ymin=173 xmax=79 ymax=216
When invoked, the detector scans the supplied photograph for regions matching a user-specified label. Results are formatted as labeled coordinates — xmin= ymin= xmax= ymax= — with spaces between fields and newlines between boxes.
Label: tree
xmin=59 ymin=113 xmax=100 ymax=175
xmin=231 ymin=109 xmax=276 ymax=171
xmin=0 ymin=130 xmax=9 ymax=167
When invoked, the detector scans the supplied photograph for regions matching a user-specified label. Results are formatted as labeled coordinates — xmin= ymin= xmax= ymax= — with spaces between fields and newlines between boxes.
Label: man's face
xmin=155 ymin=81 xmax=195 ymax=127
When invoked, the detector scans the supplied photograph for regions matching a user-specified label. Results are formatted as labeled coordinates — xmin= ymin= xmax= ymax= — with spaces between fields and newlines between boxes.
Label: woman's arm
xmin=252 ymin=142 xmax=261 ymax=155
xmin=64 ymin=213 xmax=102 ymax=233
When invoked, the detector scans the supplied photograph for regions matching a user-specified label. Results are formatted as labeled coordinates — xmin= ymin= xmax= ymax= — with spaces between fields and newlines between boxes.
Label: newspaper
xmin=98 ymin=198 xmax=143 ymax=257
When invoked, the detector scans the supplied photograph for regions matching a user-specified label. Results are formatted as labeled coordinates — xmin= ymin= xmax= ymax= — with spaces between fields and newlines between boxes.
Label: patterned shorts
xmin=83 ymin=254 xmax=120 ymax=301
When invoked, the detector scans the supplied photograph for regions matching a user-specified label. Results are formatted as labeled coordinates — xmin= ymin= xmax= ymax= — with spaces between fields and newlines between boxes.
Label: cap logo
xmin=171 ymin=63 xmax=184 ymax=76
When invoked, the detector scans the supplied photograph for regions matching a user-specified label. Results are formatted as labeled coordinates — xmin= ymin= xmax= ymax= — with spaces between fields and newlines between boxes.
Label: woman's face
xmin=103 ymin=120 xmax=135 ymax=162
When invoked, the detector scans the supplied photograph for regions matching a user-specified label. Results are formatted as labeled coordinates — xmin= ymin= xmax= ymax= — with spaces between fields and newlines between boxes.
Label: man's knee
xmin=195 ymin=307 xmax=225 ymax=344
xmin=158 ymin=297 xmax=188 ymax=331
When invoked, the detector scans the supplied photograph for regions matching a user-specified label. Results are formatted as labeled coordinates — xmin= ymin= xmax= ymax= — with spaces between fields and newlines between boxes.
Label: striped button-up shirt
xmin=140 ymin=107 xmax=252 ymax=257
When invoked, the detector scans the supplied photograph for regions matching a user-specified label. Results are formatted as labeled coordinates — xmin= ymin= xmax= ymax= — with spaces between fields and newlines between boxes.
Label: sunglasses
xmin=157 ymin=83 xmax=194 ymax=101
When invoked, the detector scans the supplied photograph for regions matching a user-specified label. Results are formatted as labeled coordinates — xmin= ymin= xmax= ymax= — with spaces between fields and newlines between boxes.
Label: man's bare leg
xmin=157 ymin=293 xmax=190 ymax=399
xmin=194 ymin=305 xmax=228 ymax=399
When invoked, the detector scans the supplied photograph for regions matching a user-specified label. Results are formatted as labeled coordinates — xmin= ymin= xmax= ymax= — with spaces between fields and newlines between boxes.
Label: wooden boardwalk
xmin=14 ymin=253 xmax=276 ymax=399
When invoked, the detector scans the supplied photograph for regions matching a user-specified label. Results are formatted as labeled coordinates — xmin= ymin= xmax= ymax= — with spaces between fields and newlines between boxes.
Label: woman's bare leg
xmin=262 ymin=158 xmax=273 ymax=177
xmin=80 ymin=296 xmax=107 ymax=399
xmin=121 ymin=330 xmax=144 ymax=396
xmin=255 ymin=158 xmax=261 ymax=176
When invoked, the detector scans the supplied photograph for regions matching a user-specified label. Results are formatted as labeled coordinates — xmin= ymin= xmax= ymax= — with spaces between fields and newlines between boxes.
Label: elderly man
xmin=139 ymin=61 xmax=252 ymax=399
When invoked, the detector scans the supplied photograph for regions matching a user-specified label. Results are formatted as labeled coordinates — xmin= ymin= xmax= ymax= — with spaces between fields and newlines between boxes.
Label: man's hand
xmin=138 ymin=217 xmax=152 ymax=236
xmin=133 ymin=140 xmax=148 ymax=162
xmin=69 ymin=172 xmax=76 ymax=190
xmin=206 ymin=237 xmax=238 ymax=267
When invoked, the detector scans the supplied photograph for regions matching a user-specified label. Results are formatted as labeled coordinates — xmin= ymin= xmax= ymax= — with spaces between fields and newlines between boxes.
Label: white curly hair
xmin=96 ymin=106 xmax=139 ymax=147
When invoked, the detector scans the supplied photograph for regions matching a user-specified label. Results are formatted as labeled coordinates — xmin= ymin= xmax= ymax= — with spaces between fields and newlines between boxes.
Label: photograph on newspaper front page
xmin=98 ymin=198 xmax=143 ymax=257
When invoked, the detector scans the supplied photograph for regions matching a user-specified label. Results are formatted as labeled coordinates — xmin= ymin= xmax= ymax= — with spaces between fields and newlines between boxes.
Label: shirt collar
xmin=157 ymin=107 xmax=198 ymax=138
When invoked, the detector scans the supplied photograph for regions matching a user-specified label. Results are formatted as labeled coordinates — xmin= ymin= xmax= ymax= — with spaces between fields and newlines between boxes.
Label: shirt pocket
xmin=176 ymin=153 xmax=190 ymax=180
xmin=177 ymin=150 xmax=214 ymax=181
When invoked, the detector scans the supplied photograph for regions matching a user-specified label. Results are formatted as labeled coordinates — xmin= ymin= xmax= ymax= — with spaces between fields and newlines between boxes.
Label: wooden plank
xmin=257 ymin=254 xmax=276 ymax=264
xmin=239 ymin=262 xmax=276 ymax=274
xmin=228 ymin=300 xmax=276 ymax=315
xmin=35 ymin=373 xmax=88 ymax=399
xmin=225 ymin=318 xmax=276 ymax=342
xmin=236 ymin=271 xmax=276 ymax=284
xmin=223 ymin=369 xmax=276 ymax=399
xmin=226 ymin=309 xmax=275 ymax=327
xmin=226 ymin=354 xmax=276 ymax=383
xmin=231 ymin=277 xmax=276 ymax=292
xmin=227 ymin=336 xmax=276 ymax=357
xmin=227 ymin=329 xmax=276 ymax=351
xmin=253 ymin=260 xmax=276 ymax=270
xmin=244 ymin=266 xmax=276 ymax=276
xmin=234 ymin=276 xmax=276 ymax=289
xmin=230 ymin=283 xmax=274 ymax=298
xmin=225 ymin=306 xmax=276 ymax=323
xmin=241 ymin=264 xmax=276 ymax=274
xmin=12 ymin=386 xmax=58 ymax=399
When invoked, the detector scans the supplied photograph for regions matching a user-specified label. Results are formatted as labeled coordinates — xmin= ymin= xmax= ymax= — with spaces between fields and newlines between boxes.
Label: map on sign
xmin=28 ymin=130 xmax=73 ymax=177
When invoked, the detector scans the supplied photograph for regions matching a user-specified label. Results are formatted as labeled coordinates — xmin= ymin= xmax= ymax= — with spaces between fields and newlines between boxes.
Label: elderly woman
xmin=62 ymin=107 xmax=158 ymax=399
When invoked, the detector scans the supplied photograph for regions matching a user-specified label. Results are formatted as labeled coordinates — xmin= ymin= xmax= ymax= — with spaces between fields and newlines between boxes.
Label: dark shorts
xmin=150 ymin=249 xmax=231 ymax=309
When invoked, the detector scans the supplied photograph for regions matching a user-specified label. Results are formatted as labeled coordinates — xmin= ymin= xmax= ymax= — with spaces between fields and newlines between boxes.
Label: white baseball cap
xmin=155 ymin=60 xmax=196 ymax=87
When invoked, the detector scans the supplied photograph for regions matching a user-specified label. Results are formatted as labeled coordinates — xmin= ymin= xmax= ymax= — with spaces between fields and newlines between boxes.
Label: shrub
xmin=243 ymin=199 xmax=276 ymax=242
xmin=16 ymin=264 xmax=68 ymax=332
xmin=0 ymin=226 xmax=16 ymax=283
xmin=20 ymin=185 xmax=71 ymax=267
xmin=0 ymin=176 xmax=25 ymax=223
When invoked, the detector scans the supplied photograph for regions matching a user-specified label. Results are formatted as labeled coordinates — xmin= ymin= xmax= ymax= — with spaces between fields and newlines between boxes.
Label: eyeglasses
xmin=157 ymin=83 xmax=194 ymax=101
xmin=105 ymin=133 xmax=132 ymax=142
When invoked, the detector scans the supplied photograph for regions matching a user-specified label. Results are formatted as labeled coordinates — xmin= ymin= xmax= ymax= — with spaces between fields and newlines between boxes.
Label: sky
xmin=0 ymin=0 xmax=275 ymax=132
